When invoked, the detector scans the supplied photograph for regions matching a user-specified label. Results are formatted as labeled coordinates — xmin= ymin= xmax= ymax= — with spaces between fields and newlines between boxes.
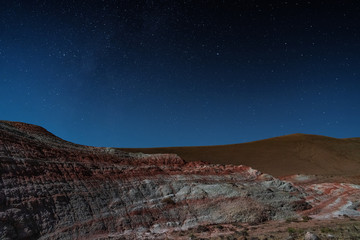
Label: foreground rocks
xmin=0 ymin=121 xmax=310 ymax=239
xmin=304 ymin=232 xmax=320 ymax=240
xmin=1 ymin=121 xmax=360 ymax=239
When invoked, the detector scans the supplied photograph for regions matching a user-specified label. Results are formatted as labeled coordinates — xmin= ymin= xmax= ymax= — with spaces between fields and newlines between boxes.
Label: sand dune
xmin=119 ymin=134 xmax=360 ymax=177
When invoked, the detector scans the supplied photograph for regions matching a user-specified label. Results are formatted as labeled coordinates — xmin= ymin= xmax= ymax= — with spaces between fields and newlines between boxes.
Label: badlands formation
xmin=1 ymin=120 xmax=360 ymax=239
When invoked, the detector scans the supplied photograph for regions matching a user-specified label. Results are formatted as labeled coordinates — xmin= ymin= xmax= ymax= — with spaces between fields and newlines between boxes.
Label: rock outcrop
xmin=0 ymin=121 xmax=311 ymax=239
xmin=305 ymin=232 xmax=321 ymax=240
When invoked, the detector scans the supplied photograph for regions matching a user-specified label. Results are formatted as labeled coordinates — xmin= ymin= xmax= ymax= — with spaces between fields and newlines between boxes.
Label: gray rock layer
xmin=0 ymin=121 xmax=309 ymax=239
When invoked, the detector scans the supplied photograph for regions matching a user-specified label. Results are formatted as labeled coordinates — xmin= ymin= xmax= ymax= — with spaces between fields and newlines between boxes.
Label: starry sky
xmin=1 ymin=1 xmax=360 ymax=147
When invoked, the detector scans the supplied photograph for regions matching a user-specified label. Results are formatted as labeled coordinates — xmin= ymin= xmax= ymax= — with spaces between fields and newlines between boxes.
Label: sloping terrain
xmin=1 ymin=121 xmax=360 ymax=239
xmin=120 ymin=133 xmax=360 ymax=177
xmin=0 ymin=121 xmax=309 ymax=239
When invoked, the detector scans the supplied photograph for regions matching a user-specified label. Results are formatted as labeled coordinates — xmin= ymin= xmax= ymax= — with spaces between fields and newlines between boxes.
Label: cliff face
xmin=0 ymin=121 xmax=311 ymax=239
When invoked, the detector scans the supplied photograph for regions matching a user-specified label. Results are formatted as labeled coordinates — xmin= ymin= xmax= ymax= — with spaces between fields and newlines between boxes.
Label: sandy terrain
xmin=119 ymin=134 xmax=360 ymax=177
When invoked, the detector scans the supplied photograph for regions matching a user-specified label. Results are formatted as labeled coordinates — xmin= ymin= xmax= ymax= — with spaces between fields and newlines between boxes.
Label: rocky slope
xmin=0 ymin=121 xmax=310 ymax=239
xmin=1 ymin=121 xmax=360 ymax=239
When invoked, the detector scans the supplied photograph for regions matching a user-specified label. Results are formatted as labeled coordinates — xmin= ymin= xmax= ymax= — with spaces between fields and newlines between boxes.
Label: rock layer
xmin=0 ymin=121 xmax=310 ymax=239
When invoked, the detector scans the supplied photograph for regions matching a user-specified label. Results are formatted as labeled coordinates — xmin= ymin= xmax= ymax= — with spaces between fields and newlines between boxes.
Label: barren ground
xmin=119 ymin=134 xmax=360 ymax=177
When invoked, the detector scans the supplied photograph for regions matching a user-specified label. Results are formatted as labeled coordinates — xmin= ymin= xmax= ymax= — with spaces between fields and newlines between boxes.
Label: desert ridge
xmin=120 ymin=133 xmax=360 ymax=177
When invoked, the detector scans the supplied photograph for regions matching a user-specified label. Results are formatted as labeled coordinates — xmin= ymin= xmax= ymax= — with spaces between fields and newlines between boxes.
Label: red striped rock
xmin=0 ymin=121 xmax=309 ymax=239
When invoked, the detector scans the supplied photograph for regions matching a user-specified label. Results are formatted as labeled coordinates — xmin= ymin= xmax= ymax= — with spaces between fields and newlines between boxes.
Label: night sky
xmin=1 ymin=1 xmax=360 ymax=147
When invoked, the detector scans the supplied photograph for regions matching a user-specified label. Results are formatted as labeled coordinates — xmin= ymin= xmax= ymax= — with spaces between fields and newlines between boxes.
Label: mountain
xmin=120 ymin=133 xmax=360 ymax=177
xmin=1 ymin=121 xmax=360 ymax=239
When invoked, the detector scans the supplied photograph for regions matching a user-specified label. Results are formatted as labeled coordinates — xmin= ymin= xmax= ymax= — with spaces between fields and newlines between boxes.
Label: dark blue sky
xmin=1 ymin=1 xmax=359 ymax=147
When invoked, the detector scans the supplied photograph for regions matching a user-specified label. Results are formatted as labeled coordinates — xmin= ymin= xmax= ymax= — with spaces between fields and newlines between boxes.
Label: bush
xmin=240 ymin=230 xmax=249 ymax=236
xmin=287 ymin=227 xmax=296 ymax=234
xmin=189 ymin=233 xmax=196 ymax=240
xmin=320 ymin=227 xmax=333 ymax=233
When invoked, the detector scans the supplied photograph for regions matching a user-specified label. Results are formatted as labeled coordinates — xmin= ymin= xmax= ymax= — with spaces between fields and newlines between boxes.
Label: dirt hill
xmin=119 ymin=134 xmax=360 ymax=177
xmin=1 ymin=121 xmax=360 ymax=239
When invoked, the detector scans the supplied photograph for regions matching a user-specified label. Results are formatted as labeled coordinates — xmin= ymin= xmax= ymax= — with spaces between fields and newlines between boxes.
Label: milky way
xmin=1 ymin=1 xmax=359 ymax=147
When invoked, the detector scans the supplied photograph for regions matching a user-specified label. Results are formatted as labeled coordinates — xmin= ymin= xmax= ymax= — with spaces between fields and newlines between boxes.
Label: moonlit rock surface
xmin=305 ymin=232 xmax=321 ymax=240
xmin=0 ymin=121 xmax=310 ymax=239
